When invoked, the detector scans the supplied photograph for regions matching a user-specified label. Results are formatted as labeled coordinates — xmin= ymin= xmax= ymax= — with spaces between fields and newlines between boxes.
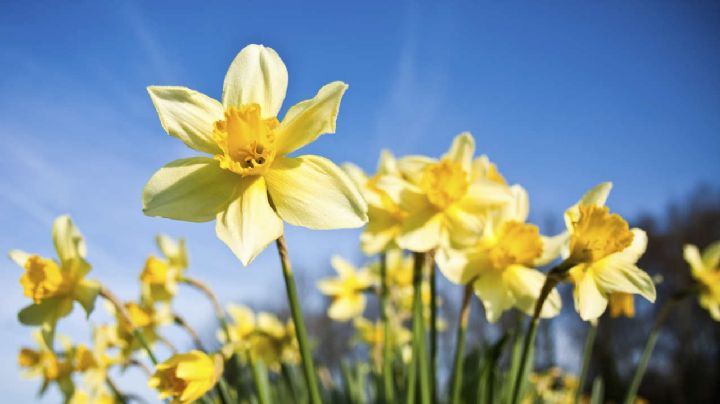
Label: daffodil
xmin=344 ymin=151 xmax=407 ymax=255
xmin=317 ymin=256 xmax=373 ymax=321
xmin=143 ymin=44 xmax=367 ymax=265
xmin=18 ymin=332 xmax=75 ymax=399
xmin=148 ymin=350 xmax=223 ymax=404
xmin=436 ymin=186 xmax=562 ymax=322
xmin=111 ymin=300 xmax=171 ymax=360
xmin=353 ymin=317 xmax=412 ymax=367
xmin=376 ymin=133 xmax=511 ymax=252
xmin=140 ymin=234 xmax=188 ymax=302
xmin=525 ymin=367 xmax=578 ymax=404
xmin=9 ymin=215 xmax=100 ymax=346
xmin=221 ymin=304 xmax=299 ymax=370
xmin=608 ymin=292 xmax=635 ymax=318
xmin=561 ymin=183 xmax=656 ymax=321
xmin=683 ymin=241 xmax=720 ymax=320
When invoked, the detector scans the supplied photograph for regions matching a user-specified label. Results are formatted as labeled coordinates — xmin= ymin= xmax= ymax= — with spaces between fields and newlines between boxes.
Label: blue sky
xmin=1 ymin=1 xmax=719 ymax=401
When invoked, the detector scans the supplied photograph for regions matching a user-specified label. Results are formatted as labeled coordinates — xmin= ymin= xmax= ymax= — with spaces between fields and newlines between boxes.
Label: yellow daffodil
xmin=110 ymin=300 xmax=171 ymax=359
xmin=18 ymin=332 xmax=75 ymax=399
xmin=69 ymin=389 xmax=117 ymax=404
xmin=9 ymin=216 xmax=100 ymax=346
xmin=437 ymin=186 xmax=562 ymax=322
xmin=344 ymin=151 xmax=407 ymax=255
xmin=143 ymin=44 xmax=367 ymax=265
xmin=148 ymin=350 xmax=223 ymax=404
xmin=683 ymin=241 xmax=720 ymax=320
xmin=140 ymin=234 xmax=188 ymax=302
xmin=525 ymin=367 xmax=578 ymax=404
xmin=353 ymin=317 xmax=412 ymax=367
xmin=317 ymin=256 xmax=373 ymax=321
xmin=608 ymin=292 xmax=635 ymax=318
xmin=376 ymin=133 xmax=511 ymax=252
xmin=221 ymin=304 xmax=299 ymax=370
xmin=561 ymin=183 xmax=656 ymax=321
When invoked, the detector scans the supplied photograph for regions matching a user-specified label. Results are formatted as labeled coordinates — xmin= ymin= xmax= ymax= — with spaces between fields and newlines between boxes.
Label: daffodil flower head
xmin=561 ymin=182 xmax=656 ymax=321
xmin=683 ymin=241 xmax=720 ymax=321
xmin=148 ymin=350 xmax=223 ymax=404
xmin=143 ymin=44 xmax=367 ymax=265
xmin=18 ymin=332 xmax=75 ymax=400
xmin=9 ymin=215 xmax=100 ymax=347
xmin=377 ymin=133 xmax=512 ymax=252
xmin=317 ymin=256 xmax=373 ymax=321
xmin=436 ymin=186 xmax=561 ymax=323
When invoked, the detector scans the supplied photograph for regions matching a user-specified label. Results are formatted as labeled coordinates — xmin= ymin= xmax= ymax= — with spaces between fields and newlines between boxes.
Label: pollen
xmin=569 ymin=205 xmax=634 ymax=264
xmin=488 ymin=221 xmax=543 ymax=269
xmin=19 ymin=255 xmax=65 ymax=303
xmin=213 ymin=104 xmax=278 ymax=176
xmin=420 ymin=159 xmax=469 ymax=210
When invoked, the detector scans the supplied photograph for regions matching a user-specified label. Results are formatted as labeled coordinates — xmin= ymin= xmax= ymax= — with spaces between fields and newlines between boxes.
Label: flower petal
xmin=143 ymin=157 xmax=238 ymax=222
xmin=222 ymin=44 xmax=288 ymax=118
xmin=473 ymin=271 xmax=513 ymax=323
xmin=435 ymin=247 xmax=474 ymax=285
xmin=275 ymin=81 xmax=348 ymax=155
xmin=504 ymin=265 xmax=561 ymax=319
xmin=265 ymin=155 xmax=368 ymax=229
xmin=592 ymin=256 xmax=656 ymax=302
xmin=73 ymin=279 xmax=100 ymax=317
xmin=53 ymin=215 xmax=87 ymax=265
xmin=147 ymin=86 xmax=224 ymax=155
xmin=443 ymin=132 xmax=475 ymax=172
xmin=215 ymin=176 xmax=283 ymax=266
xmin=701 ymin=240 xmax=720 ymax=270
xmin=328 ymin=294 xmax=366 ymax=321
xmin=8 ymin=249 xmax=31 ymax=267
xmin=396 ymin=210 xmax=444 ymax=252
xmin=535 ymin=232 xmax=570 ymax=266
xmin=565 ymin=182 xmax=613 ymax=227
xmin=683 ymin=244 xmax=705 ymax=275
xmin=573 ymin=268 xmax=608 ymax=321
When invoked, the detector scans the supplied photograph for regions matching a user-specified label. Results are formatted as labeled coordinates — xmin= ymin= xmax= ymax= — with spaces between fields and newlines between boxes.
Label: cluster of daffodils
xmin=10 ymin=43 xmax=719 ymax=404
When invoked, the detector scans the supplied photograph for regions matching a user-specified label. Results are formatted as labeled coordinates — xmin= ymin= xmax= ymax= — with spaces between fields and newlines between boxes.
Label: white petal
xmin=474 ymin=271 xmax=514 ymax=323
xmin=143 ymin=157 xmax=239 ymax=222
xmin=573 ymin=269 xmax=608 ymax=321
xmin=504 ymin=266 xmax=561 ymax=319
xmin=147 ymin=86 xmax=224 ymax=154
xmin=215 ymin=177 xmax=283 ymax=265
xmin=222 ymin=44 xmax=288 ymax=118
xmin=53 ymin=215 xmax=87 ymax=265
xmin=275 ymin=81 xmax=348 ymax=155
xmin=442 ymin=132 xmax=475 ymax=171
xmin=265 ymin=155 xmax=367 ymax=229
xmin=683 ymin=244 xmax=705 ymax=275
xmin=535 ymin=232 xmax=570 ymax=267
xmin=9 ymin=249 xmax=31 ymax=267
xmin=396 ymin=211 xmax=444 ymax=252
xmin=592 ymin=257 xmax=656 ymax=302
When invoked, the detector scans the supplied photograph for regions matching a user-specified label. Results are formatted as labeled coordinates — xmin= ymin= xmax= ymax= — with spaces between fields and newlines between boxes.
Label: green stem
xmin=275 ymin=236 xmax=322 ymax=404
xmin=450 ymin=284 xmax=473 ymax=404
xmin=429 ymin=256 xmax=437 ymax=403
xmin=574 ymin=322 xmax=598 ymax=404
xmin=181 ymin=276 xmax=232 ymax=343
xmin=510 ymin=270 xmax=563 ymax=404
xmin=250 ymin=354 xmax=272 ymax=404
xmin=98 ymin=287 xmax=158 ymax=365
xmin=173 ymin=313 xmax=206 ymax=351
xmin=622 ymin=288 xmax=696 ymax=404
xmin=380 ymin=252 xmax=395 ymax=404
xmin=411 ymin=252 xmax=430 ymax=404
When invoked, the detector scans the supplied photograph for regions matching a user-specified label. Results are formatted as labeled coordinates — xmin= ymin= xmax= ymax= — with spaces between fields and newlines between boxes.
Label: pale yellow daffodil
xmin=683 ymin=241 xmax=720 ymax=320
xmin=18 ymin=331 xmax=75 ymax=399
xmin=437 ymin=185 xmax=562 ymax=322
xmin=148 ymin=350 xmax=223 ymax=404
xmin=376 ymin=133 xmax=511 ymax=252
xmin=143 ymin=44 xmax=367 ymax=265
xmin=344 ymin=150 xmax=407 ymax=255
xmin=317 ymin=256 xmax=373 ymax=321
xmin=140 ymin=234 xmax=188 ymax=303
xmin=561 ymin=182 xmax=656 ymax=321
xmin=9 ymin=216 xmax=100 ymax=347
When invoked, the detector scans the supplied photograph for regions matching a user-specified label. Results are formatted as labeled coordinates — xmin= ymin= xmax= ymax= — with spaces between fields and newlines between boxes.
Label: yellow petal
xmin=535 ymin=232 xmax=570 ymax=266
xmin=573 ymin=267 xmax=608 ymax=321
xmin=215 ymin=176 xmax=283 ymax=265
xmin=377 ymin=149 xmax=400 ymax=176
xmin=143 ymin=157 xmax=238 ymax=222
xmin=397 ymin=155 xmax=435 ymax=184
xmin=473 ymin=271 xmax=513 ymax=323
xmin=328 ymin=294 xmax=366 ymax=321
xmin=504 ymin=265 xmax=561 ymax=319
xmin=73 ymin=279 xmax=100 ymax=317
xmin=683 ymin=244 xmax=705 ymax=275
xmin=435 ymin=248 xmax=475 ymax=285
xmin=222 ymin=44 xmax=288 ymax=118
xmin=443 ymin=132 xmax=475 ymax=172
xmin=53 ymin=215 xmax=86 ymax=265
xmin=265 ymin=155 xmax=367 ymax=229
xmin=701 ymin=240 xmax=720 ymax=270
xmin=445 ymin=205 xmax=484 ymax=248
xmin=275 ymin=81 xmax=348 ymax=155
xmin=397 ymin=211 xmax=444 ymax=252
xmin=592 ymin=257 xmax=656 ymax=302
xmin=564 ymin=182 xmax=613 ymax=227
xmin=147 ymin=86 xmax=224 ymax=154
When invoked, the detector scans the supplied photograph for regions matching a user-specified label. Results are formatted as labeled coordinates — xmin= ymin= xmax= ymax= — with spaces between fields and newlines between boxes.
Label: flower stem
xmin=411 ymin=252 xmax=430 ymax=404
xmin=622 ymin=288 xmax=696 ymax=404
xmin=98 ymin=286 xmax=158 ymax=365
xmin=510 ymin=269 xmax=563 ymax=404
xmin=173 ymin=313 xmax=206 ymax=351
xmin=379 ymin=252 xmax=395 ymax=404
xmin=181 ymin=276 xmax=232 ymax=342
xmin=429 ymin=256 xmax=438 ymax=403
xmin=450 ymin=284 xmax=473 ymax=404
xmin=574 ymin=321 xmax=598 ymax=404
xmin=275 ymin=235 xmax=322 ymax=404
xmin=249 ymin=354 xmax=272 ymax=404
